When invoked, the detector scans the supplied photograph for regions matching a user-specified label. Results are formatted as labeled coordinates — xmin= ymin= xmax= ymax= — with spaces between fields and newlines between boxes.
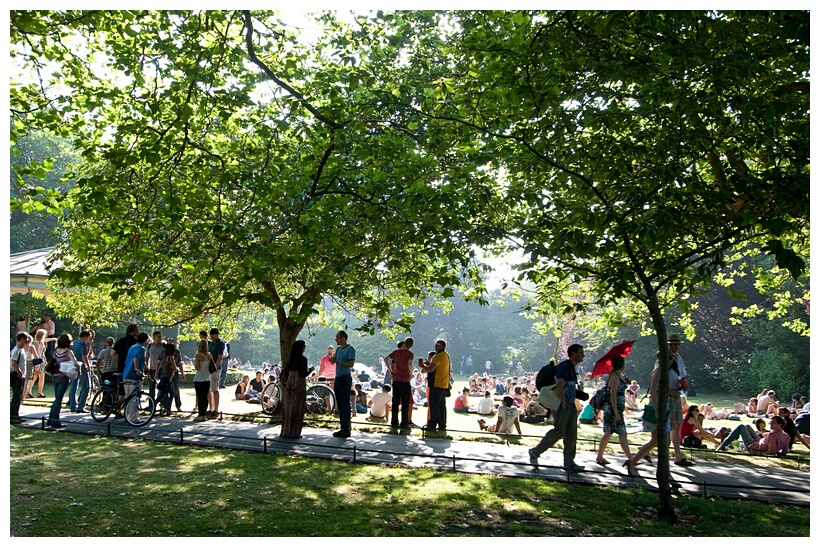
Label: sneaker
xmin=332 ymin=430 xmax=351 ymax=438
xmin=76 ymin=409 xmax=89 ymax=414
xmin=564 ymin=462 xmax=585 ymax=472
xmin=49 ymin=422 xmax=66 ymax=429
xmin=528 ymin=449 xmax=540 ymax=468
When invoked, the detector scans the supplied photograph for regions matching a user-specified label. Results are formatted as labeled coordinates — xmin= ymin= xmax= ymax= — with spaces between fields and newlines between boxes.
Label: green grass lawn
xmin=9 ymin=428 xmax=809 ymax=537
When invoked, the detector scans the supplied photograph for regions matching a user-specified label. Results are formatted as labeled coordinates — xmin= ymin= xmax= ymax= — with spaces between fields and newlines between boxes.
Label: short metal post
xmin=452 ymin=454 xmax=457 ymax=472
xmin=264 ymin=437 xmax=268 ymax=454
xmin=107 ymin=423 xmax=111 ymax=437
xmin=180 ymin=428 xmax=184 ymax=445
xmin=41 ymin=416 xmax=46 ymax=430
xmin=353 ymin=446 xmax=357 ymax=463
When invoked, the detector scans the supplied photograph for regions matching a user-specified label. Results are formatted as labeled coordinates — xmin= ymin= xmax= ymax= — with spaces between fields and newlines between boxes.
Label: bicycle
xmin=87 ymin=361 xmax=101 ymax=398
xmin=90 ymin=373 xmax=156 ymax=427
xmin=259 ymin=376 xmax=336 ymax=416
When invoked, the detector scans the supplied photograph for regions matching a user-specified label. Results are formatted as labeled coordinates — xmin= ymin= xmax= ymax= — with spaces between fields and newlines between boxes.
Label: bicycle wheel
xmin=124 ymin=391 xmax=156 ymax=427
xmin=90 ymin=389 xmax=116 ymax=422
xmin=306 ymin=384 xmax=336 ymax=416
xmin=260 ymin=382 xmax=281 ymax=415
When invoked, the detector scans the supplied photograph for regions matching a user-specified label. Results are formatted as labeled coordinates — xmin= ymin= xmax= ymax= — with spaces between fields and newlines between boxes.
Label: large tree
xmin=9 ymin=10 xmax=499 ymax=437
xmin=415 ymin=10 xmax=809 ymax=521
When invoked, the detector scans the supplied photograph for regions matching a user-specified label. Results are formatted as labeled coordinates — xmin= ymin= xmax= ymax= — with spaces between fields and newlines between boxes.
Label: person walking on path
xmin=46 ymin=334 xmax=80 ymax=429
xmin=528 ymin=343 xmax=585 ymax=472
xmin=595 ymin=355 xmax=633 ymax=466
xmin=330 ymin=330 xmax=356 ymax=438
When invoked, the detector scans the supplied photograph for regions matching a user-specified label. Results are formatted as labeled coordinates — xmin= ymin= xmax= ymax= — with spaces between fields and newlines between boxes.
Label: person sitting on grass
xmin=368 ymin=384 xmax=392 ymax=420
xmin=747 ymin=416 xmax=790 ymax=456
xmin=454 ymin=387 xmax=473 ymax=413
xmin=354 ymin=383 xmax=368 ymax=415
xmin=477 ymin=396 xmax=521 ymax=435
xmin=680 ymin=405 xmax=722 ymax=448
xmin=235 ymin=375 xmax=254 ymax=401
xmin=777 ymin=407 xmax=810 ymax=450
xmin=717 ymin=418 xmax=769 ymax=451
xmin=512 ymin=386 xmax=524 ymax=409
xmin=578 ymin=402 xmax=600 ymax=425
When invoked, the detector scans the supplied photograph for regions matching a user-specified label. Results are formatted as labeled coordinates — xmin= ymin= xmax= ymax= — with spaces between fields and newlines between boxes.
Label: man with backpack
xmin=528 ymin=344 xmax=586 ymax=472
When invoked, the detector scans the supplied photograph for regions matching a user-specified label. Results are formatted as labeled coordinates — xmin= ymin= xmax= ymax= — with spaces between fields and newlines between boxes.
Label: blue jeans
xmin=717 ymin=424 xmax=761 ymax=450
xmin=427 ymin=386 xmax=448 ymax=431
xmin=219 ymin=363 xmax=228 ymax=388
xmin=49 ymin=375 xmax=70 ymax=425
xmin=334 ymin=374 xmax=353 ymax=433
xmin=68 ymin=367 xmax=90 ymax=411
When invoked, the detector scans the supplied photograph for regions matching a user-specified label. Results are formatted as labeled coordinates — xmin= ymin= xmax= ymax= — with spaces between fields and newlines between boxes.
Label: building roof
xmin=10 ymin=247 xmax=57 ymax=296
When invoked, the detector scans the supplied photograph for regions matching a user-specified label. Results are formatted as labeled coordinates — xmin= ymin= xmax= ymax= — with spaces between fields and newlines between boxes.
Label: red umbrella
xmin=591 ymin=340 xmax=636 ymax=378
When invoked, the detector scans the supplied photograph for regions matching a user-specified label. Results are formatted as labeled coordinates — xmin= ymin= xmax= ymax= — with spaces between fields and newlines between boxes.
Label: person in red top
xmin=748 ymin=415 xmax=791 ymax=456
xmin=385 ymin=336 xmax=414 ymax=431
xmin=680 ymin=405 xmax=721 ymax=448
xmin=454 ymin=387 xmax=471 ymax=413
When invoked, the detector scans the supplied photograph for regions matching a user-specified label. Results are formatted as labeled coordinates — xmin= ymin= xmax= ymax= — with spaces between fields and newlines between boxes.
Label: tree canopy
xmin=406 ymin=10 xmax=809 ymax=521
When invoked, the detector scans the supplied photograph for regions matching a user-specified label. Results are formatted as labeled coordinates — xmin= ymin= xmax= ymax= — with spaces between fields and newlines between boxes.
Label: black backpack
xmin=589 ymin=388 xmax=607 ymax=412
xmin=535 ymin=361 xmax=556 ymax=391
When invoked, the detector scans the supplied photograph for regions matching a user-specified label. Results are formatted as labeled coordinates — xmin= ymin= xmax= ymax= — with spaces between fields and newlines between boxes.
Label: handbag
xmin=208 ymin=361 xmax=217 ymax=374
xmin=537 ymin=384 xmax=561 ymax=411
xmin=59 ymin=360 xmax=79 ymax=380
xmin=45 ymin=357 xmax=57 ymax=375
xmin=32 ymin=357 xmax=43 ymax=365
xmin=642 ymin=403 xmax=657 ymax=424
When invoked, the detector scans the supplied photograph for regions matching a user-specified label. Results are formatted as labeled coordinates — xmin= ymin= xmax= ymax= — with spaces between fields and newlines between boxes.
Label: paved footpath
xmin=15 ymin=406 xmax=809 ymax=506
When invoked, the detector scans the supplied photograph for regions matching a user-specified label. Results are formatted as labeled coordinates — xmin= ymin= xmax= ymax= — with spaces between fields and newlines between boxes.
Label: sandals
xmin=674 ymin=458 xmax=695 ymax=467
xmin=595 ymin=457 xmax=610 ymax=465
xmin=624 ymin=459 xmax=635 ymax=477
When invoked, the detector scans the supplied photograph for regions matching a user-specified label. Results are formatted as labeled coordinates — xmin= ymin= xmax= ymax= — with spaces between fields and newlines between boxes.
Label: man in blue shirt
xmin=330 ymin=330 xmax=356 ymax=438
xmin=123 ymin=332 xmax=150 ymax=398
xmin=528 ymin=343 xmax=585 ymax=472
xmin=69 ymin=330 xmax=91 ymax=413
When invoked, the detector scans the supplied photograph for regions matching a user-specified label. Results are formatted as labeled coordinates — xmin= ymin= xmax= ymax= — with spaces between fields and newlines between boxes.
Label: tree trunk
xmin=647 ymin=291 xmax=677 ymax=524
xmin=278 ymin=317 xmax=306 ymax=439
xmin=280 ymin=369 xmax=307 ymax=438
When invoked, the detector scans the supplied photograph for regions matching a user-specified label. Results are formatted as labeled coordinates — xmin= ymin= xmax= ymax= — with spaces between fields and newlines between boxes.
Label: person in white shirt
xmin=368 ymin=385 xmax=392 ymax=419
xmin=478 ymin=396 xmax=521 ymax=434
xmin=10 ymin=332 xmax=29 ymax=424
xmin=477 ymin=390 xmax=496 ymax=416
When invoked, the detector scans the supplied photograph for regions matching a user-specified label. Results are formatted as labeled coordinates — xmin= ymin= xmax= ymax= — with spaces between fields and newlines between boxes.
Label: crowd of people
xmin=11 ymin=319 xmax=810 ymax=476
